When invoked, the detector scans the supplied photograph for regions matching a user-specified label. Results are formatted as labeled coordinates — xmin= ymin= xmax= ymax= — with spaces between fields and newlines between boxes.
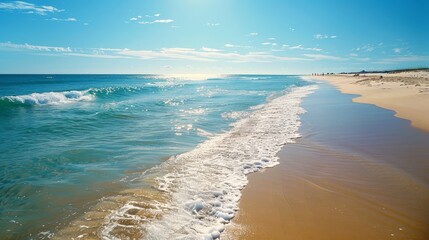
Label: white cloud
xmin=0 ymin=42 xmax=71 ymax=52
xmin=268 ymin=37 xmax=276 ymax=41
xmin=130 ymin=14 xmax=169 ymax=23
xmin=0 ymin=1 xmax=63 ymax=15
xmin=249 ymin=32 xmax=258 ymax=36
xmin=393 ymin=48 xmax=401 ymax=54
xmin=355 ymin=44 xmax=374 ymax=52
xmin=139 ymin=19 xmax=174 ymax=24
xmin=153 ymin=19 xmax=173 ymax=23
xmin=46 ymin=17 xmax=77 ymax=22
xmin=65 ymin=53 xmax=129 ymax=59
xmin=303 ymin=54 xmax=343 ymax=60
xmin=224 ymin=43 xmax=251 ymax=49
xmin=262 ymin=42 xmax=276 ymax=46
xmin=283 ymin=44 xmax=322 ymax=51
xmin=201 ymin=47 xmax=221 ymax=52
xmin=2 ymin=41 xmax=363 ymax=63
xmin=117 ymin=48 xmax=308 ymax=62
xmin=206 ymin=22 xmax=220 ymax=27
xmin=289 ymin=28 xmax=295 ymax=32
xmin=314 ymin=34 xmax=337 ymax=39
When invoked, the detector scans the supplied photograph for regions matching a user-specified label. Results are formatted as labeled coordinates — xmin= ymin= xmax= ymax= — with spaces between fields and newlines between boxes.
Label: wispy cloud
xmin=117 ymin=48 xmax=308 ymax=62
xmin=201 ymin=47 xmax=221 ymax=52
xmin=393 ymin=48 xmax=401 ymax=54
xmin=1 ymin=41 xmax=310 ymax=63
xmin=129 ymin=13 xmax=173 ymax=24
xmin=283 ymin=44 xmax=322 ymax=51
xmin=4 ymin=41 xmax=387 ymax=64
xmin=262 ymin=42 xmax=277 ymax=46
xmin=153 ymin=19 xmax=174 ymax=23
xmin=206 ymin=22 xmax=220 ymax=27
xmin=0 ymin=1 xmax=62 ymax=15
xmin=249 ymin=32 xmax=258 ymax=36
xmin=0 ymin=42 xmax=71 ymax=52
xmin=314 ymin=34 xmax=337 ymax=39
xmin=64 ymin=52 xmax=130 ymax=59
xmin=224 ymin=43 xmax=251 ymax=49
xmin=355 ymin=44 xmax=375 ymax=52
xmin=46 ymin=17 xmax=77 ymax=22
xmin=303 ymin=54 xmax=343 ymax=60
xmin=139 ymin=19 xmax=174 ymax=24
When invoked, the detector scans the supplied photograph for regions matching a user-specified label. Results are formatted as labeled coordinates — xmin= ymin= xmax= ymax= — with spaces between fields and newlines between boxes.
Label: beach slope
xmin=306 ymin=70 xmax=429 ymax=132
xmin=225 ymin=81 xmax=429 ymax=240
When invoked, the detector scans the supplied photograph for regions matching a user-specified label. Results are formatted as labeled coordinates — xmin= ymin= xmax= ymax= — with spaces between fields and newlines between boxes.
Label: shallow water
xmin=0 ymin=74 xmax=313 ymax=239
xmin=227 ymin=81 xmax=429 ymax=240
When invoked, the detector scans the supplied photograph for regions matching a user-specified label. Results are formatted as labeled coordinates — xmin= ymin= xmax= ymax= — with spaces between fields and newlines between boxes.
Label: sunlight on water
xmin=0 ymin=74 xmax=312 ymax=239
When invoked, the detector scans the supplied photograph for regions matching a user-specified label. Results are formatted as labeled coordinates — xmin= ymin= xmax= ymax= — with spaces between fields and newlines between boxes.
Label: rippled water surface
xmin=0 ymin=74 xmax=312 ymax=239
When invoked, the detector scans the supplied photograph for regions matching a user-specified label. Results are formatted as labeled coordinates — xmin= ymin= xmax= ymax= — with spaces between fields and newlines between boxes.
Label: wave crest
xmin=1 ymin=90 xmax=94 ymax=106
xmin=101 ymin=85 xmax=318 ymax=239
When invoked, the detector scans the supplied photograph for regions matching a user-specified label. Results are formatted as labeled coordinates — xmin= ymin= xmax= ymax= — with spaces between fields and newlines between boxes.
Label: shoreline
xmin=225 ymin=81 xmax=429 ymax=239
xmin=304 ymin=71 xmax=429 ymax=132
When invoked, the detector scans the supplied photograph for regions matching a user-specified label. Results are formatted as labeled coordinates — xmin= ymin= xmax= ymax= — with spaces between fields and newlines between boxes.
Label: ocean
xmin=0 ymin=74 xmax=315 ymax=239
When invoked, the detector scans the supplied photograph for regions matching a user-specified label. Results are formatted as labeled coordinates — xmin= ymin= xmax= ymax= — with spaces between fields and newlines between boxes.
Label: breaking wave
xmin=100 ymin=85 xmax=318 ymax=240
xmin=0 ymin=90 xmax=94 ymax=106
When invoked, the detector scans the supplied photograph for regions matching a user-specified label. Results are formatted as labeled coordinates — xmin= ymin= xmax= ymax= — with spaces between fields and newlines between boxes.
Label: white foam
xmin=164 ymin=98 xmax=184 ymax=106
xmin=101 ymin=85 xmax=317 ymax=239
xmin=3 ymin=90 xmax=93 ymax=105
xmin=237 ymin=76 xmax=272 ymax=80
xmin=181 ymin=108 xmax=208 ymax=115
xmin=196 ymin=128 xmax=213 ymax=137
xmin=221 ymin=111 xmax=249 ymax=120
xmin=153 ymin=74 xmax=225 ymax=81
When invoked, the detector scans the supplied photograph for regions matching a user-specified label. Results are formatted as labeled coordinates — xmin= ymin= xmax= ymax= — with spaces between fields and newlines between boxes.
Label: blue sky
xmin=0 ymin=0 xmax=428 ymax=74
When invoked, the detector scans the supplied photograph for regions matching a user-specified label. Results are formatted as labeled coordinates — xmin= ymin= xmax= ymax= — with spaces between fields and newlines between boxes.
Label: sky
xmin=0 ymin=0 xmax=428 ymax=74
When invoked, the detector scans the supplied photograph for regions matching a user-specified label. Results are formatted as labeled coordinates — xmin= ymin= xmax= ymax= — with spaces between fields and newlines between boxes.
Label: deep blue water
xmin=0 ymin=74 xmax=309 ymax=238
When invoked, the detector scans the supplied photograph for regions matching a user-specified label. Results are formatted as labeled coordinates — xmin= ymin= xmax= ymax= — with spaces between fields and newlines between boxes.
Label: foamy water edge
xmin=99 ymin=85 xmax=318 ymax=240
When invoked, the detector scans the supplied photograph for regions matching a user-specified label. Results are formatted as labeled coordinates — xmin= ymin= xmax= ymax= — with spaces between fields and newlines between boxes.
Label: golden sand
xmin=306 ymin=71 xmax=429 ymax=132
xmin=225 ymin=75 xmax=429 ymax=240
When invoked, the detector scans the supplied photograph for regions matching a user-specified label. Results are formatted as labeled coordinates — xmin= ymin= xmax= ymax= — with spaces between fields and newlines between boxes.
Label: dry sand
xmin=307 ymin=71 xmax=429 ymax=132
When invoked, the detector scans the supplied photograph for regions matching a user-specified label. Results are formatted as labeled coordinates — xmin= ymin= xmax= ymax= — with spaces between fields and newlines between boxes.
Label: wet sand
xmin=225 ymin=82 xmax=429 ymax=239
xmin=307 ymin=71 xmax=429 ymax=132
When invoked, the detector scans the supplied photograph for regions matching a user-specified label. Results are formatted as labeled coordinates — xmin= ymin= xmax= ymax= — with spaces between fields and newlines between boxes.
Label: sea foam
xmin=100 ymin=85 xmax=317 ymax=240
xmin=2 ymin=90 xmax=93 ymax=106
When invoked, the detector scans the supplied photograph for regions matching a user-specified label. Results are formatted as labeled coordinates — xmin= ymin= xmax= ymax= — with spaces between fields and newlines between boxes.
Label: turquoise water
xmin=0 ymin=74 xmax=311 ymax=238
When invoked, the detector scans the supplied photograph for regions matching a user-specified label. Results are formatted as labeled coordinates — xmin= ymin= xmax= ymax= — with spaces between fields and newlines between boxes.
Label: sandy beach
xmin=307 ymin=71 xmax=429 ymax=132
xmin=225 ymin=81 xmax=429 ymax=240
